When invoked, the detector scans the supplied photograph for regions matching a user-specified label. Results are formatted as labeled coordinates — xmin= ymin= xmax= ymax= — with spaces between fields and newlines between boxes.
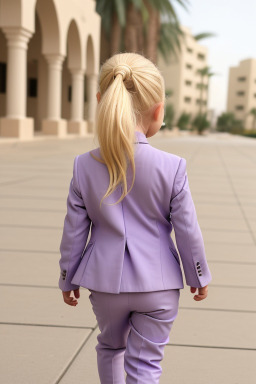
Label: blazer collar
xmin=134 ymin=130 xmax=149 ymax=144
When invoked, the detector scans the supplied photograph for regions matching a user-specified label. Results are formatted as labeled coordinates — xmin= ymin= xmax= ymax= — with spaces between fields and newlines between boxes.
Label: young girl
xmin=58 ymin=52 xmax=212 ymax=384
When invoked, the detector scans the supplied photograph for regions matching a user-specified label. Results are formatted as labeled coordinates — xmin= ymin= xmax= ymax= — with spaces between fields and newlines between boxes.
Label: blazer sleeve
xmin=170 ymin=157 xmax=212 ymax=288
xmin=58 ymin=155 xmax=92 ymax=292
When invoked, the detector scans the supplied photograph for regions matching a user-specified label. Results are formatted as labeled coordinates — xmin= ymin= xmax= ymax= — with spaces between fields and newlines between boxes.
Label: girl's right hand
xmin=190 ymin=285 xmax=208 ymax=301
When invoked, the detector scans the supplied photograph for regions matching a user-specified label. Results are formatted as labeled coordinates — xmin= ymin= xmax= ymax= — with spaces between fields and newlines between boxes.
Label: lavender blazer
xmin=58 ymin=130 xmax=212 ymax=293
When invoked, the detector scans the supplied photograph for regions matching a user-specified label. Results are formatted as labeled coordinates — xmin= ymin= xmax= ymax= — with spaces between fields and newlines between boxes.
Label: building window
xmin=184 ymin=96 xmax=191 ymax=103
xmin=254 ymin=93 xmax=256 ymax=98
xmin=28 ymin=78 xmax=37 ymax=98
xmin=185 ymin=80 xmax=192 ymax=86
xmin=0 ymin=62 xmax=7 ymax=94
xmin=235 ymin=105 xmax=244 ymax=110
xmin=196 ymin=99 xmax=201 ymax=105
xmin=237 ymin=91 xmax=245 ymax=96
xmin=187 ymin=47 xmax=193 ymax=53
xmin=186 ymin=63 xmax=193 ymax=70
xmin=68 ymin=85 xmax=72 ymax=102
xmin=237 ymin=77 xmax=246 ymax=82
xmin=197 ymin=53 xmax=205 ymax=60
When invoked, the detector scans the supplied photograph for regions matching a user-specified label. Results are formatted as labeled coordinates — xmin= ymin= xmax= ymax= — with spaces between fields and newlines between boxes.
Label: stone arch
xmin=86 ymin=35 xmax=95 ymax=75
xmin=35 ymin=0 xmax=61 ymax=55
xmin=66 ymin=19 xmax=83 ymax=70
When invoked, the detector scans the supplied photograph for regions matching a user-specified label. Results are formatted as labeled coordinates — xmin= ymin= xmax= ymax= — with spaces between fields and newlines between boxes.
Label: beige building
xmin=0 ymin=0 xmax=101 ymax=140
xmin=227 ymin=58 xmax=256 ymax=130
xmin=158 ymin=26 xmax=209 ymax=125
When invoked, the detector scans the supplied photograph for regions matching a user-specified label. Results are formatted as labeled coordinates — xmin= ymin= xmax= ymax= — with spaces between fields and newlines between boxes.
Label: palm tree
xmin=192 ymin=113 xmax=209 ymax=135
xmin=196 ymin=66 xmax=216 ymax=114
xmin=248 ymin=108 xmax=256 ymax=130
xmin=177 ymin=112 xmax=191 ymax=130
xmin=96 ymin=0 xmax=190 ymax=63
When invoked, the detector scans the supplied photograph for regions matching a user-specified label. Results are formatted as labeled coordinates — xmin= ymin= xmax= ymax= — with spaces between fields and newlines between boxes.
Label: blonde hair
xmin=91 ymin=52 xmax=165 ymax=207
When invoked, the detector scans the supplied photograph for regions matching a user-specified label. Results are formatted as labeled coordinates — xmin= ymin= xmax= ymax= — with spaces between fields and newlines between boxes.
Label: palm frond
xmin=193 ymin=32 xmax=217 ymax=41
xmin=158 ymin=21 xmax=185 ymax=64
xmin=114 ymin=0 xmax=126 ymax=27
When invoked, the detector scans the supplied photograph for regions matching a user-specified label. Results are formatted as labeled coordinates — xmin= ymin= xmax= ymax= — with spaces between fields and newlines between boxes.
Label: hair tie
xmin=113 ymin=64 xmax=133 ymax=81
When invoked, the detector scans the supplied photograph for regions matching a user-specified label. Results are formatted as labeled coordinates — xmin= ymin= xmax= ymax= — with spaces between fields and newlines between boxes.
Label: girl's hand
xmin=62 ymin=288 xmax=80 ymax=306
xmin=190 ymin=285 xmax=208 ymax=301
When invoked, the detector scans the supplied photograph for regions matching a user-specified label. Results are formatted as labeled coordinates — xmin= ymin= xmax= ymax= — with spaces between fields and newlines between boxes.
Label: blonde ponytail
xmin=91 ymin=52 xmax=165 ymax=207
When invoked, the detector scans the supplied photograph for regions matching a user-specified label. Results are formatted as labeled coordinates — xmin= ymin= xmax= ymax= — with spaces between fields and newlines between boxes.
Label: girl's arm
xmin=170 ymin=157 xmax=212 ymax=288
xmin=58 ymin=155 xmax=92 ymax=292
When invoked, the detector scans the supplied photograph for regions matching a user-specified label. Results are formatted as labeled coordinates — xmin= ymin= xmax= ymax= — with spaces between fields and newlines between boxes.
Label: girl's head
xmin=92 ymin=52 xmax=166 ymax=207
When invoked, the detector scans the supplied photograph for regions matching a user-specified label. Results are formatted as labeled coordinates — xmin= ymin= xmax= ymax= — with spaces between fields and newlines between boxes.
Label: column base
xmin=87 ymin=120 xmax=95 ymax=134
xmin=42 ymin=119 xmax=67 ymax=137
xmin=0 ymin=117 xmax=34 ymax=140
xmin=67 ymin=120 xmax=88 ymax=136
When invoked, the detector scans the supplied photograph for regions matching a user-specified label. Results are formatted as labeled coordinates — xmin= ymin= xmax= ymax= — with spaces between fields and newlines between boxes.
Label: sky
xmin=174 ymin=0 xmax=256 ymax=116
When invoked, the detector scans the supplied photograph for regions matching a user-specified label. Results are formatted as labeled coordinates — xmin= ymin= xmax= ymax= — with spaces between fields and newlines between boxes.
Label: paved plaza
xmin=0 ymin=131 xmax=256 ymax=383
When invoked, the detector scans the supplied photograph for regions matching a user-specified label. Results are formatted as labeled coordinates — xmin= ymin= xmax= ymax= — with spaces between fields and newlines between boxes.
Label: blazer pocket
xmin=81 ymin=241 xmax=95 ymax=259
xmin=169 ymin=245 xmax=181 ymax=266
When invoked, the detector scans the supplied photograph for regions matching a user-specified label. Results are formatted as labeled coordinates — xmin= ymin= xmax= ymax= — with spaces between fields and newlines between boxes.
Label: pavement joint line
xmin=0 ymin=223 xmax=253 ymax=234
xmin=0 ymin=194 xmax=66 ymax=201
xmin=201 ymin=227 xmax=250 ymax=233
xmin=166 ymin=344 xmax=256 ymax=351
xmin=54 ymin=327 xmax=97 ymax=384
xmin=0 ymin=207 xmax=65 ymax=212
xmin=179 ymin=307 xmax=256 ymax=314
xmin=0 ymin=176 xmax=38 ymax=187
xmin=0 ymin=322 xmax=94 ymax=330
xmin=0 ymin=283 xmax=60 ymax=289
xmin=194 ymin=201 xmax=250 ymax=206
xmin=0 ymin=249 xmax=60 ymax=254
xmin=0 ymin=186 xmax=69 ymax=190
xmin=0 ymin=224 xmax=62 ymax=230
xmin=217 ymin=145 xmax=256 ymax=245
xmin=208 ymin=284 xmax=256 ymax=289
xmin=203 ymin=241 xmax=255 ymax=245
xmin=207 ymin=260 xmax=256 ymax=265
xmin=1 ymin=282 xmax=256 ymax=289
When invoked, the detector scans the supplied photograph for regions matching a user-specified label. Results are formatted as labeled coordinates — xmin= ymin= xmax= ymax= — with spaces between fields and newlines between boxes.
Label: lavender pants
xmin=88 ymin=289 xmax=180 ymax=384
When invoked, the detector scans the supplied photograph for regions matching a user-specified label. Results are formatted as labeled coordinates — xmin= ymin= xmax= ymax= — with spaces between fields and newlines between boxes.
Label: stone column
xmin=87 ymin=73 xmax=98 ymax=133
xmin=42 ymin=54 xmax=67 ymax=137
xmin=0 ymin=27 xmax=34 ymax=140
xmin=67 ymin=69 xmax=87 ymax=135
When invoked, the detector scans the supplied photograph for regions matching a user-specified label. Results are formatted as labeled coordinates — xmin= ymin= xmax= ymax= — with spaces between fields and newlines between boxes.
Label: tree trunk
xmin=143 ymin=0 xmax=160 ymax=63
xmin=199 ymin=75 xmax=204 ymax=115
xmin=124 ymin=3 xmax=144 ymax=54
xmin=110 ymin=12 xmax=121 ymax=56
xmin=100 ymin=23 xmax=110 ymax=64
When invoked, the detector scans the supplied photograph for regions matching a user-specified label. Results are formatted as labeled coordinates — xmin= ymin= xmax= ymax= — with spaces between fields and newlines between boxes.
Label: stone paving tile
xmin=0 ymin=324 xmax=91 ymax=384
xmin=1 ymin=286 xmax=96 ymax=328
xmin=179 ymin=284 xmax=256 ymax=312
xmin=201 ymin=229 xmax=254 ymax=245
xmin=198 ymin=217 xmax=248 ymax=231
xmin=0 ymin=132 xmax=256 ymax=383
xmin=0 ymin=251 xmax=60 ymax=286
xmin=170 ymin=309 xmax=256 ymax=349
xmin=161 ymin=345 xmax=256 ymax=384
xmin=58 ymin=327 xmax=100 ymax=384
xmin=195 ymin=203 xmax=244 ymax=219
xmin=0 ymin=197 xmax=65 ymax=211
xmin=204 ymin=243 xmax=256 ymax=263
xmin=0 ymin=209 xmax=65 ymax=227
xmin=0 ymin=227 xmax=62 ymax=252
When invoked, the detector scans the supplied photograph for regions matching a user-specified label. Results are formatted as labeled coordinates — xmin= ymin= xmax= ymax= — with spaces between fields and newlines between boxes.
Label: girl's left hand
xmin=62 ymin=288 xmax=80 ymax=306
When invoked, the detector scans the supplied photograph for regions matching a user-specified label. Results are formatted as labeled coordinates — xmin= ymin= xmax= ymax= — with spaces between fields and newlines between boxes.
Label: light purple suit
xmin=58 ymin=130 xmax=212 ymax=293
